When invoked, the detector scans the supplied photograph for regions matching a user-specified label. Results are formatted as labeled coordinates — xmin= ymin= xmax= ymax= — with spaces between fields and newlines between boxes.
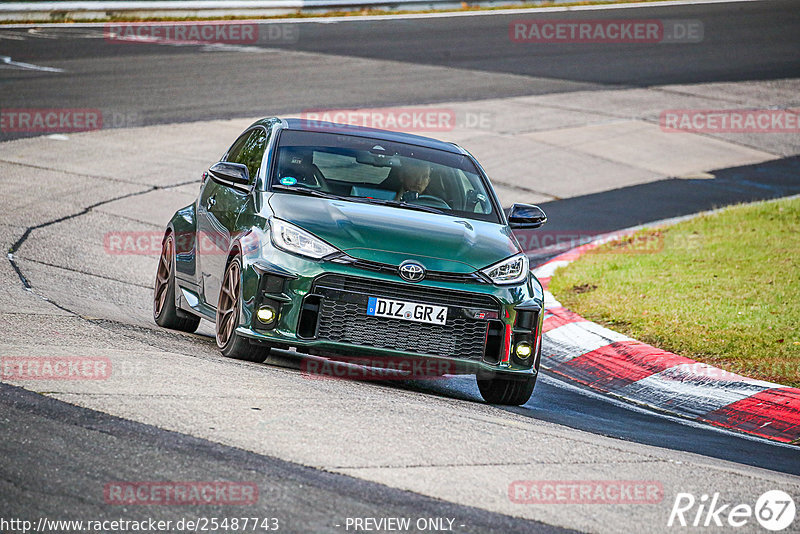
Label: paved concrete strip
xmin=284 ymin=79 xmax=798 ymax=204
xmin=520 ymin=80 xmax=800 ymax=157
xmin=522 ymin=120 xmax=777 ymax=177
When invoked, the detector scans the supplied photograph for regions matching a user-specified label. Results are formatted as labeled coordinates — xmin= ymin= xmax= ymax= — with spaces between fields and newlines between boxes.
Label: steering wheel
xmin=415 ymin=195 xmax=452 ymax=210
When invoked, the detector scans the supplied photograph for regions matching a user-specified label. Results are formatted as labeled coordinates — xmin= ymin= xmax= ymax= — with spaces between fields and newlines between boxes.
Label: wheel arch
xmin=227 ymin=228 xmax=267 ymax=334
xmin=167 ymin=203 xmax=199 ymax=280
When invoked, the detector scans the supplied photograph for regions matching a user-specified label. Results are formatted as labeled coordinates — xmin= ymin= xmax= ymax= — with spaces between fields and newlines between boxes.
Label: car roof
xmin=250 ymin=117 xmax=467 ymax=155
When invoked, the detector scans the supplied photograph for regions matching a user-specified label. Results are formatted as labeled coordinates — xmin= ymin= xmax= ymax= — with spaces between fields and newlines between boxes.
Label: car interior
xmin=274 ymin=146 xmax=492 ymax=215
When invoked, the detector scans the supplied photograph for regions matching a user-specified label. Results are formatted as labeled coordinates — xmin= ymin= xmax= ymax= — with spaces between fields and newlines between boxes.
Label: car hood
xmin=267 ymin=193 xmax=520 ymax=273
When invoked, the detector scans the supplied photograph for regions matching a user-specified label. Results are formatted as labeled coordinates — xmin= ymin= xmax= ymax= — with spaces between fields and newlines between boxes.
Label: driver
xmin=395 ymin=160 xmax=431 ymax=201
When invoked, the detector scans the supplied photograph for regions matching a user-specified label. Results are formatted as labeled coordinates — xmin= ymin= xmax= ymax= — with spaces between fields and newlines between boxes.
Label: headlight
xmin=270 ymin=218 xmax=339 ymax=259
xmin=480 ymin=253 xmax=529 ymax=285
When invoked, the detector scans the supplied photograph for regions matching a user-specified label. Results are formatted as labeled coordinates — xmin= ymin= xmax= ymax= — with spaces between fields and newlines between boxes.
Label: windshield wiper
xmin=272 ymin=185 xmax=446 ymax=214
xmin=359 ymin=198 xmax=446 ymax=215
xmin=271 ymin=184 xmax=347 ymax=201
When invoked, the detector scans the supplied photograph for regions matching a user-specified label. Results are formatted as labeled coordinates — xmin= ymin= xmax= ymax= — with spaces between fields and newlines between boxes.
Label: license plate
xmin=366 ymin=297 xmax=447 ymax=325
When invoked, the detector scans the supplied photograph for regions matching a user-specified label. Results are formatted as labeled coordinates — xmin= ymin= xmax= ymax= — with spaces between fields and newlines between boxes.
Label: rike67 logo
xmin=668 ymin=490 xmax=796 ymax=531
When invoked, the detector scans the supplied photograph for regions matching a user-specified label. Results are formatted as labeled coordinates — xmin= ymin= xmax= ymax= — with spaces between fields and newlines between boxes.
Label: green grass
xmin=550 ymin=196 xmax=800 ymax=388
xmin=1 ymin=0 xmax=685 ymax=24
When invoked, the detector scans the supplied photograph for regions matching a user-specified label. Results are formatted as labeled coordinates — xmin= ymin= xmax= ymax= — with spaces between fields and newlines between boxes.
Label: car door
xmin=197 ymin=127 xmax=269 ymax=309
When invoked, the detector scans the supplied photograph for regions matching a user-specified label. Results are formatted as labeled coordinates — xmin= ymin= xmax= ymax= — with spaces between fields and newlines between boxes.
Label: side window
xmin=225 ymin=128 xmax=269 ymax=183
xmin=458 ymin=172 xmax=492 ymax=214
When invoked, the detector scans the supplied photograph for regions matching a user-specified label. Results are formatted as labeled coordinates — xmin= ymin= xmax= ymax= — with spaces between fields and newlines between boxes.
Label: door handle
xmin=206 ymin=196 xmax=216 ymax=210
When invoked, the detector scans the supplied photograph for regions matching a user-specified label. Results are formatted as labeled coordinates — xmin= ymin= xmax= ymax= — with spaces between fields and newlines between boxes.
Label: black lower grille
xmin=308 ymin=274 xmax=501 ymax=361
xmin=314 ymin=274 xmax=499 ymax=309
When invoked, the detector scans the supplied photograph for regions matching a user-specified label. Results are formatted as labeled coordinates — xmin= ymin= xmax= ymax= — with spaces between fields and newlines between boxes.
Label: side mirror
xmin=508 ymin=203 xmax=547 ymax=229
xmin=208 ymin=161 xmax=250 ymax=187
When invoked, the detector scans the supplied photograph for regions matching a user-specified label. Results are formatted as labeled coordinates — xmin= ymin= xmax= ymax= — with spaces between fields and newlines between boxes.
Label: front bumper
xmin=237 ymin=242 xmax=544 ymax=377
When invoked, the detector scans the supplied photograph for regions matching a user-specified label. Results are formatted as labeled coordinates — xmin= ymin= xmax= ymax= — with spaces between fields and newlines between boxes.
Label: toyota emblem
xmin=398 ymin=260 xmax=425 ymax=282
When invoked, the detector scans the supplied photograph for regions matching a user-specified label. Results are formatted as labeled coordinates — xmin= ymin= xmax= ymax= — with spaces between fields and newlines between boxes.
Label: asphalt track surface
xmin=0 ymin=382 xmax=566 ymax=534
xmin=2 ymin=1 xmax=800 ymax=532
xmin=1 ymin=0 xmax=799 ymax=138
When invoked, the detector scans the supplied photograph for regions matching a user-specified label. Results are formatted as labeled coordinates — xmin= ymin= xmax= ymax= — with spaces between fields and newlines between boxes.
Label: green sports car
xmin=153 ymin=118 xmax=547 ymax=405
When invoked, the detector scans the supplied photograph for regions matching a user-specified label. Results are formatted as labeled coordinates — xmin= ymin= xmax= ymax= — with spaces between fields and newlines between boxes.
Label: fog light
xmin=256 ymin=306 xmax=276 ymax=324
xmin=515 ymin=342 xmax=532 ymax=359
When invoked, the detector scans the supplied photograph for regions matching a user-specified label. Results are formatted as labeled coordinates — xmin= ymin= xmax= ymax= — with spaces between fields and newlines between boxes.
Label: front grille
xmin=330 ymin=255 xmax=488 ymax=284
xmin=308 ymin=274 xmax=501 ymax=361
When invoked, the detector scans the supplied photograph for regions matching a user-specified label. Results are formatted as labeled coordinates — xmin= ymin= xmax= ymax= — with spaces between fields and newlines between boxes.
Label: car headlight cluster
xmin=480 ymin=253 xmax=529 ymax=285
xmin=270 ymin=218 xmax=339 ymax=259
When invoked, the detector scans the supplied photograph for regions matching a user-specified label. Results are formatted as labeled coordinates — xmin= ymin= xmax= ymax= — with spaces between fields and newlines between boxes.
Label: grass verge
xmin=550 ymin=196 xmax=800 ymax=388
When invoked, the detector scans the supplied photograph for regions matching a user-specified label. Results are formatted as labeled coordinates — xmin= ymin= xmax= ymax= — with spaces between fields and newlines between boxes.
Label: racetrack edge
xmin=531 ymin=210 xmax=800 ymax=446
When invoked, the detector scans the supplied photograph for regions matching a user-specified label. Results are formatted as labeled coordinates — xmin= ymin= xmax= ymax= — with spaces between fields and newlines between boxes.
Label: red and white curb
xmin=532 ymin=235 xmax=800 ymax=445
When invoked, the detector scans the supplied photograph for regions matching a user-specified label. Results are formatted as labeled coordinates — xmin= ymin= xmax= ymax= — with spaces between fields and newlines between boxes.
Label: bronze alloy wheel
xmin=152 ymin=233 xmax=200 ymax=333
xmin=214 ymin=256 xmax=268 ymax=362
xmin=216 ymin=259 xmax=241 ymax=348
xmin=153 ymin=236 xmax=174 ymax=319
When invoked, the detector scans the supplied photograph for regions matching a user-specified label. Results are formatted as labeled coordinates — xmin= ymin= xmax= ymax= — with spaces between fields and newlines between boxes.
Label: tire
xmin=477 ymin=374 xmax=536 ymax=405
xmin=216 ymin=256 xmax=270 ymax=363
xmin=154 ymin=233 xmax=201 ymax=333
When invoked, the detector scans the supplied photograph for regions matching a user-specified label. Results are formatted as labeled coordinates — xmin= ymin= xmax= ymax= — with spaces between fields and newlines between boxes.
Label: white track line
xmin=0 ymin=55 xmax=64 ymax=72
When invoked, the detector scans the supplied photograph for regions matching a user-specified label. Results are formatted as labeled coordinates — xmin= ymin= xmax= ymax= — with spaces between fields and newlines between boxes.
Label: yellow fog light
xmin=515 ymin=342 xmax=532 ymax=359
xmin=256 ymin=306 xmax=276 ymax=324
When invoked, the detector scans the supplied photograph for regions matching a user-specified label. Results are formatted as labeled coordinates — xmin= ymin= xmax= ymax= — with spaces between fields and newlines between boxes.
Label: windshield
xmin=269 ymin=130 xmax=500 ymax=223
